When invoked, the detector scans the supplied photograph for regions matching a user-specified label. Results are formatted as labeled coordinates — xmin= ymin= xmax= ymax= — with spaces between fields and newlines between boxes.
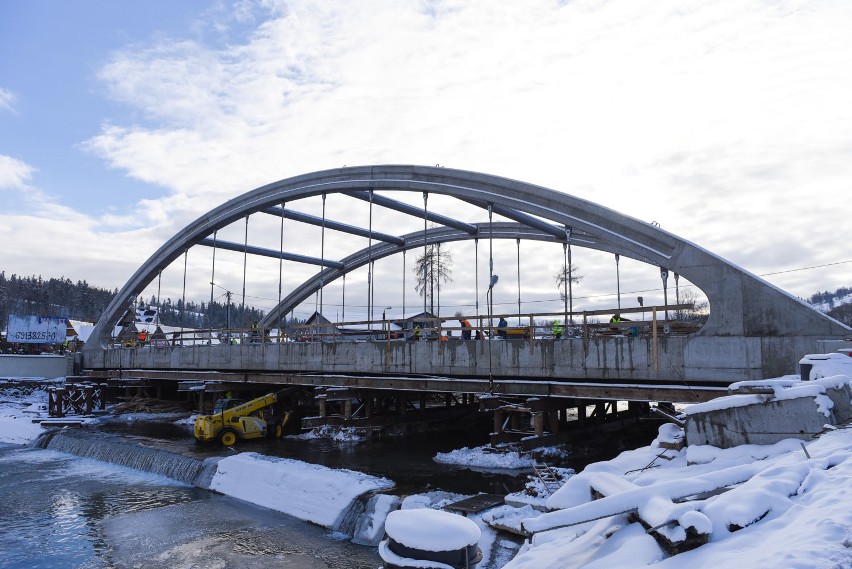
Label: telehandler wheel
xmin=218 ymin=428 xmax=238 ymax=446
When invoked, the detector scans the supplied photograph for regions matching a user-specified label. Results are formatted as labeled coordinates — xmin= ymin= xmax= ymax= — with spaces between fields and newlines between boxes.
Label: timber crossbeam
xmin=81 ymin=368 xmax=725 ymax=404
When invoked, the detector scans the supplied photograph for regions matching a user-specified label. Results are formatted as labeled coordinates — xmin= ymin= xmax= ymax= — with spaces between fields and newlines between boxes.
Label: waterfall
xmin=333 ymin=491 xmax=370 ymax=538
xmin=334 ymin=491 xmax=400 ymax=545
xmin=33 ymin=429 xmax=208 ymax=486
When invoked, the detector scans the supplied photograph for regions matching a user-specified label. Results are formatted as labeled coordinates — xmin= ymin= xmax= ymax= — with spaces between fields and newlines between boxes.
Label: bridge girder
xmin=84 ymin=165 xmax=850 ymax=351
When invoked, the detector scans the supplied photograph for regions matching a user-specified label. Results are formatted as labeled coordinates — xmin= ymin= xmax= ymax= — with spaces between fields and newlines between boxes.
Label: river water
xmin=0 ymin=441 xmax=391 ymax=569
xmin=0 ymin=390 xmax=659 ymax=569
xmin=0 ymin=418 xmax=529 ymax=568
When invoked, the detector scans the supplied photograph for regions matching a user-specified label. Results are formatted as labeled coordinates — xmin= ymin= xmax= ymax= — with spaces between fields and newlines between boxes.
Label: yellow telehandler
xmin=194 ymin=387 xmax=297 ymax=446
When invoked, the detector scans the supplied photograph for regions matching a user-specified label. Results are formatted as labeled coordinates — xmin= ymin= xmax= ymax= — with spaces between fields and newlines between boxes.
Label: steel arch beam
xmin=260 ymin=222 xmax=582 ymax=327
xmin=85 ymin=165 xmax=850 ymax=350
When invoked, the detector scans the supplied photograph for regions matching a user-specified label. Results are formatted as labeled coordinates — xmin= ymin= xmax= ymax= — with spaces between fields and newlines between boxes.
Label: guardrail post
xmin=529 ymin=314 xmax=534 ymax=354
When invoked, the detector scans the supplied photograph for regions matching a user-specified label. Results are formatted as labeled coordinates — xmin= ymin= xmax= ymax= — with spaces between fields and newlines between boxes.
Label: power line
xmin=759 ymin=259 xmax=852 ymax=277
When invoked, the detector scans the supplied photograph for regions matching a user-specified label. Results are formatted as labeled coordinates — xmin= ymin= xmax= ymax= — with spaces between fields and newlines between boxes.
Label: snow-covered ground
xmin=0 ymin=378 xmax=62 ymax=443
xmin=209 ymin=451 xmax=394 ymax=528
xmin=3 ymin=371 xmax=852 ymax=568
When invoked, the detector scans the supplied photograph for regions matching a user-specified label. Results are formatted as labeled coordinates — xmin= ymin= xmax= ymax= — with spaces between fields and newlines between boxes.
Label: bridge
xmin=78 ymin=166 xmax=850 ymax=440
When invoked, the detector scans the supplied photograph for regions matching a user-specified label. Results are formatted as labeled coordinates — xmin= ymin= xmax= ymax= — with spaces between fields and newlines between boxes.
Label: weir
xmin=28 ymin=427 xmax=393 ymax=542
xmin=33 ymin=429 xmax=214 ymax=487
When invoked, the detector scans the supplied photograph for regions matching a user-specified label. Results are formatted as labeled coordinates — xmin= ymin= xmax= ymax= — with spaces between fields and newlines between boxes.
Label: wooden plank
xmin=443 ymin=494 xmax=505 ymax=514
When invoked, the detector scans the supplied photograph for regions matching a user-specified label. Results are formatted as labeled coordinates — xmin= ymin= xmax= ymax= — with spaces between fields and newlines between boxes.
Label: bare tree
xmin=673 ymin=287 xmax=709 ymax=324
xmin=828 ymin=303 xmax=852 ymax=326
xmin=414 ymin=244 xmax=453 ymax=314
xmin=554 ymin=263 xmax=583 ymax=302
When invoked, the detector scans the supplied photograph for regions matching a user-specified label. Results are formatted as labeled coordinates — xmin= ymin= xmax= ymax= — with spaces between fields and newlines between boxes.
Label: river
xmin=0 ymin=388 xmax=658 ymax=569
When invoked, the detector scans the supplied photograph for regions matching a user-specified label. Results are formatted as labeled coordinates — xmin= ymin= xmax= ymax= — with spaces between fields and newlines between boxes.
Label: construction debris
xmin=110 ymin=397 xmax=192 ymax=415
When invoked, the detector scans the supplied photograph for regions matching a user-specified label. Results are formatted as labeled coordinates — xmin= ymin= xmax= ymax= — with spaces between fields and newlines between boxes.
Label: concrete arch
xmin=85 ymin=165 xmax=849 ymax=350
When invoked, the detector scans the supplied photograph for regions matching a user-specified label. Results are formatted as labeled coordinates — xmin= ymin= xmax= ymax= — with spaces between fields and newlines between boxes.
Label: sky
xmin=3 ymin=361 xmax=852 ymax=568
xmin=1 ymin=0 xmax=851 ymax=323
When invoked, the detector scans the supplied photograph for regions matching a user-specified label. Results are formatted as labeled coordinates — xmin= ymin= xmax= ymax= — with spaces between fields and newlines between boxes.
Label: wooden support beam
xmin=533 ymin=412 xmax=545 ymax=437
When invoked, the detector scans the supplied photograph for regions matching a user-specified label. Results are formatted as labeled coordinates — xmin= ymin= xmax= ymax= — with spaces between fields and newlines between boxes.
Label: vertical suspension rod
xmin=209 ymin=230 xmax=217 ymax=330
xmin=475 ymin=238 xmax=479 ymax=325
xmin=566 ymin=227 xmax=573 ymax=325
xmin=156 ymin=271 xmax=162 ymax=328
xmin=516 ymin=238 xmax=521 ymax=326
xmin=615 ymin=253 xmax=621 ymax=310
xmin=278 ymin=202 xmax=285 ymax=330
xmin=319 ymin=193 xmax=326 ymax=315
xmin=402 ymin=250 xmax=406 ymax=320
xmin=488 ymin=204 xmax=494 ymax=392
xmin=368 ymin=189 xmax=374 ymax=328
xmin=423 ymin=192 xmax=428 ymax=318
xmin=181 ymin=250 xmax=188 ymax=338
xmin=241 ymin=215 xmax=249 ymax=325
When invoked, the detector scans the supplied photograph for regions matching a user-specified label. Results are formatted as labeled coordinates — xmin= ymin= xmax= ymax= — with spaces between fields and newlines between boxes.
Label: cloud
xmin=0 ymin=86 xmax=15 ymax=113
xmin=0 ymin=156 xmax=172 ymax=290
xmin=37 ymin=0 xmax=852 ymax=306
xmin=0 ymin=155 xmax=35 ymax=191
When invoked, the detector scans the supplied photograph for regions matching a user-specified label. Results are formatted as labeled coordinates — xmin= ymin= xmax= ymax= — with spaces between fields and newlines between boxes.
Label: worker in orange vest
xmin=459 ymin=318 xmax=472 ymax=340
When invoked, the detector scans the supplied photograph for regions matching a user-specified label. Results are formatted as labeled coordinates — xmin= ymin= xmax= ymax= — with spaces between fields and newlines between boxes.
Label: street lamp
xmin=487 ymin=275 xmax=499 ymax=328
xmin=487 ymin=274 xmax=499 ymax=392
xmin=383 ymin=307 xmax=392 ymax=340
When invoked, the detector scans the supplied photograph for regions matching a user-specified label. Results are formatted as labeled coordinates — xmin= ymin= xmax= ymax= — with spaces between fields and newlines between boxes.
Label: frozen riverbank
xmin=3 ymin=373 xmax=852 ymax=568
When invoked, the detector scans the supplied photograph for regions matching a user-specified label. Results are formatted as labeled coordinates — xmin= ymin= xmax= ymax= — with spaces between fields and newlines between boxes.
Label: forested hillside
xmin=810 ymin=286 xmax=852 ymax=326
xmin=0 ymin=273 xmax=116 ymax=326
xmin=0 ymin=272 xmax=270 ymax=330
xmin=1 ymin=270 xmax=849 ymax=329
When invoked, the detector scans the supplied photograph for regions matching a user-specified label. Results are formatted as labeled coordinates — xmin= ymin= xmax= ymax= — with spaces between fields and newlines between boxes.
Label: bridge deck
xmin=82 ymin=368 xmax=727 ymax=404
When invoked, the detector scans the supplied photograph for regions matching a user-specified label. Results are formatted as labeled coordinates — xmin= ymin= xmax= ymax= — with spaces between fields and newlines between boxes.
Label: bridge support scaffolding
xmin=482 ymin=396 xmax=653 ymax=447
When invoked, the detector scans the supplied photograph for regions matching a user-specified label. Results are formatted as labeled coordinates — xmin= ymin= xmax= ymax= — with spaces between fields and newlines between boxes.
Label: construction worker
xmin=497 ymin=317 xmax=508 ymax=338
xmin=138 ymin=329 xmax=148 ymax=344
xmin=412 ymin=324 xmax=421 ymax=341
xmin=459 ymin=318 xmax=472 ymax=340
xmin=551 ymin=320 xmax=564 ymax=339
xmin=610 ymin=312 xmax=630 ymax=333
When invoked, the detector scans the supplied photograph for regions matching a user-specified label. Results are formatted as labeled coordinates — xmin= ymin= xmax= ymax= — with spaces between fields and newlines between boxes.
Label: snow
xmin=800 ymin=352 xmax=852 ymax=381
xmin=385 ymin=508 xmax=481 ymax=551
xmin=0 ymin=379 xmax=55 ymax=444
xmin=507 ymin=422 xmax=852 ymax=568
xmin=291 ymin=424 xmax=368 ymax=442
xmin=209 ymin=451 xmax=394 ymax=528
xmin=686 ymin=372 xmax=851 ymax=417
xmin=3 ymin=368 xmax=852 ymax=568
xmin=434 ymin=445 xmax=537 ymax=469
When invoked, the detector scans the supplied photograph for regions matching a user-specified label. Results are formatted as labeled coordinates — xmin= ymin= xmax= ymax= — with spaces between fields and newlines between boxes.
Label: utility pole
xmin=226 ymin=291 xmax=232 ymax=329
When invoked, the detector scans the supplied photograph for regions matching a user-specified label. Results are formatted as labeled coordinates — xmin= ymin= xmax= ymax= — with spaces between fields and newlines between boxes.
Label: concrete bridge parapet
xmin=81 ymin=332 xmax=834 ymax=387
